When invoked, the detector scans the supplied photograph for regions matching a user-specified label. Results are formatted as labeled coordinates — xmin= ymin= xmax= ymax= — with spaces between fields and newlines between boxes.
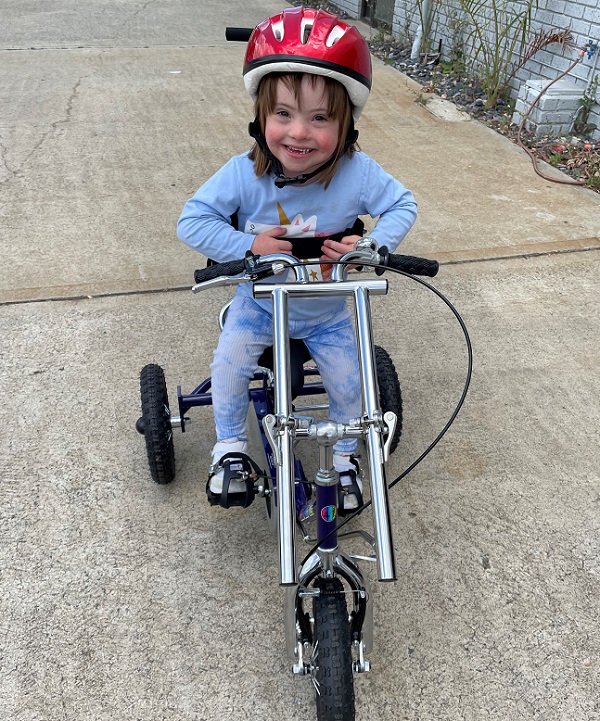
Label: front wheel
xmin=313 ymin=577 xmax=355 ymax=721
xmin=375 ymin=345 xmax=403 ymax=455
xmin=139 ymin=363 xmax=175 ymax=484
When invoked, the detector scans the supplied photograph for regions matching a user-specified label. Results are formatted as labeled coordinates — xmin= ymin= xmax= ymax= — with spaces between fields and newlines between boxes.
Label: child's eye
xmin=276 ymin=109 xmax=290 ymax=118
xmin=314 ymin=114 xmax=328 ymax=122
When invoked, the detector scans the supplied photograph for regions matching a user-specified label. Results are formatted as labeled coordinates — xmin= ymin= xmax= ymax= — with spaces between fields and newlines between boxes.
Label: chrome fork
xmin=254 ymin=276 xmax=397 ymax=585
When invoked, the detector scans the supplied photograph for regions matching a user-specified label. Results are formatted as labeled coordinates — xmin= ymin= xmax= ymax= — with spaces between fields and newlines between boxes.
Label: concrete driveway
xmin=2 ymin=2 xmax=600 ymax=720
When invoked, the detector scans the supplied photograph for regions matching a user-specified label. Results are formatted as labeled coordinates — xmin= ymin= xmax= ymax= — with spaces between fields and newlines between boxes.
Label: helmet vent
xmin=326 ymin=25 xmax=346 ymax=47
xmin=271 ymin=19 xmax=284 ymax=41
xmin=301 ymin=18 xmax=314 ymax=44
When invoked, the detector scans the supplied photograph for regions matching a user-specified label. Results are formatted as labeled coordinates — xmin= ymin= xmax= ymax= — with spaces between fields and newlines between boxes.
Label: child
xmin=177 ymin=6 xmax=417 ymax=509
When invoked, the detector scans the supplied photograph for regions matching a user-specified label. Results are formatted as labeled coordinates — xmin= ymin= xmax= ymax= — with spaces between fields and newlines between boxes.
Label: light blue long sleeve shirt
xmin=178 ymin=151 xmax=417 ymax=320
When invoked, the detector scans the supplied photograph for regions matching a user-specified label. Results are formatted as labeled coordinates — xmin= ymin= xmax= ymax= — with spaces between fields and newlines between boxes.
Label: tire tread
xmin=140 ymin=364 xmax=175 ymax=484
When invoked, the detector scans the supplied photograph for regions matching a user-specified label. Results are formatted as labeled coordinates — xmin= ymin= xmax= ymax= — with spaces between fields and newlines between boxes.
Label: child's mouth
xmin=286 ymin=146 xmax=313 ymax=155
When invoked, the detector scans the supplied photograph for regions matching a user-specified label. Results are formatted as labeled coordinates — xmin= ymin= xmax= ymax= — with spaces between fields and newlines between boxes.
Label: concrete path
xmin=2 ymin=2 xmax=600 ymax=720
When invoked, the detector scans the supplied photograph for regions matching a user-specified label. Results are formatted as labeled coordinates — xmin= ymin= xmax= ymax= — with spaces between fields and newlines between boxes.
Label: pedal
xmin=206 ymin=452 xmax=263 ymax=509
xmin=337 ymin=458 xmax=364 ymax=516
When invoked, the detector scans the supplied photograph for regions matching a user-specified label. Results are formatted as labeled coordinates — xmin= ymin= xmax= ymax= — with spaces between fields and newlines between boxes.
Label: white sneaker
xmin=209 ymin=439 xmax=248 ymax=495
xmin=334 ymin=452 xmax=363 ymax=511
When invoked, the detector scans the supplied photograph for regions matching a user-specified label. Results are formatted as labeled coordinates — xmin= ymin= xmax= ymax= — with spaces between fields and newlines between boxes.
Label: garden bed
xmin=370 ymin=38 xmax=600 ymax=192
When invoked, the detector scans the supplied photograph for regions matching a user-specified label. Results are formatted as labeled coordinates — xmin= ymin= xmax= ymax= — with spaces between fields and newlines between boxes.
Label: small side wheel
xmin=313 ymin=577 xmax=355 ymax=721
xmin=375 ymin=345 xmax=403 ymax=455
xmin=139 ymin=364 xmax=175 ymax=484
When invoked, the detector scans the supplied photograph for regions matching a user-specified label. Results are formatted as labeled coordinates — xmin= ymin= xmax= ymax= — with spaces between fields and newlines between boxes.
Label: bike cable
xmin=297 ymin=260 xmax=473 ymax=567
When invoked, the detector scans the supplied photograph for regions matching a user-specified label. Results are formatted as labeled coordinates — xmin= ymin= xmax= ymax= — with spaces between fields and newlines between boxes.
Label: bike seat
xmin=258 ymin=339 xmax=312 ymax=400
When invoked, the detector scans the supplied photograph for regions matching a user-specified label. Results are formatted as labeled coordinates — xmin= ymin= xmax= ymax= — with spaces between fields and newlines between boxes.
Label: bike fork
xmin=285 ymin=550 xmax=374 ymax=673
xmin=287 ymin=420 xmax=374 ymax=673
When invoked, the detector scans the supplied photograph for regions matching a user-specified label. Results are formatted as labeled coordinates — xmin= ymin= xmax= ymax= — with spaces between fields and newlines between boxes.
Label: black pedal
xmin=206 ymin=452 xmax=263 ymax=509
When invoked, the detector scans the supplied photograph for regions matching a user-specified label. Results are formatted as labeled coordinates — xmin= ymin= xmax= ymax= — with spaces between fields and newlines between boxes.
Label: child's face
xmin=264 ymin=76 xmax=341 ymax=179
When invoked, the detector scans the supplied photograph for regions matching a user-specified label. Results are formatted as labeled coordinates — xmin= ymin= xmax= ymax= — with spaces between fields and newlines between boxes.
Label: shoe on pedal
xmin=335 ymin=453 xmax=364 ymax=513
xmin=207 ymin=439 xmax=257 ymax=509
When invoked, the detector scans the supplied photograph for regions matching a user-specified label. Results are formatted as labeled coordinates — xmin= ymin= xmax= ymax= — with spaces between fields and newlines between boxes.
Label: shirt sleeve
xmin=177 ymin=157 xmax=256 ymax=262
xmin=359 ymin=155 xmax=418 ymax=252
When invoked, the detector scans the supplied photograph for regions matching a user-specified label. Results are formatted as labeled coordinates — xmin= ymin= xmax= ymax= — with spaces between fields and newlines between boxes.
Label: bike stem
xmin=255 ymin=278 xmax=397 ymax=585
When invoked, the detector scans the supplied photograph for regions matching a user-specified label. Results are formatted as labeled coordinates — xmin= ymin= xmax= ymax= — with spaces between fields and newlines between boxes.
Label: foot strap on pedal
xmin=337 ymin=466 xmax=364 ymax=516
xmin=206 ymin=452 xmax=263 ymax=509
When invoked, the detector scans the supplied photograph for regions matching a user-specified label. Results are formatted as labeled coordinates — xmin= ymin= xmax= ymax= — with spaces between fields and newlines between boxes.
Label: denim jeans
xmin=210 ymin=293 xmax=361 ymax=453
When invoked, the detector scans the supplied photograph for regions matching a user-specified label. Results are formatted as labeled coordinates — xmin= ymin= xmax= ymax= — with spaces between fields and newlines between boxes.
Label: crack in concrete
xmin=0 ymin=71 xmax=94 ymax=186
xmin=0 ymin=134 xmax=17 ymax=180
xmin=125 ymin=0 xmax=158 ymax=22
xmin=109 ymin=0 xmax=159 ymax=41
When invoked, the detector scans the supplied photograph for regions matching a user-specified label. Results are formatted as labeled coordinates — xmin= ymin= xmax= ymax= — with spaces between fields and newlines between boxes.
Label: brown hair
xmin=248 ymin=73 xmax=357 ymax=188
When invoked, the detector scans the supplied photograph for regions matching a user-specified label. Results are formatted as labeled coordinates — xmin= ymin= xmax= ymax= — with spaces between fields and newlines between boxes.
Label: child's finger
xmin=263 ymin=226 xmax=287 ymax=238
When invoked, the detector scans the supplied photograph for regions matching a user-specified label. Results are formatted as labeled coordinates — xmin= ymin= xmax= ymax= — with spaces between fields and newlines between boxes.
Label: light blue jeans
xmin=211 ymin=294 xmax=361 ymax=453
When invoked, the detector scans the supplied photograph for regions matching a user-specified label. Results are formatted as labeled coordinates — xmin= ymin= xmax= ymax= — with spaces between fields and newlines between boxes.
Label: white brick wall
xmin=513 ymin=78 xmax=584 ymax=135
xmin=328 ymin=0 xmax=600 ymax=139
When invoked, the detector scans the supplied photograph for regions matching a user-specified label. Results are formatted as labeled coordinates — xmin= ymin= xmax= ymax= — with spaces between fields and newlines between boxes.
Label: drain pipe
xmin=411 ymin=0 xmax=430 ymax=61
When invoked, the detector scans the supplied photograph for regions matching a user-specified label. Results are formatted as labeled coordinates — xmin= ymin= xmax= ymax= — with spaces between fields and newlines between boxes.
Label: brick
xmin=514 ymin=99 xmax=527 ymax=113
xmin=583 ymin=8 xmax=600 ymax=24
xmin=537 ymin=97 xmax=561 ymax=111
xmin=555 ymin=97 xmax=581 ymax=112
xmin=545 ymin=111 xmax=576 ymax=123
xmin=568 ymin=18 xmax=592 ymax=36
xmin=565 ymin=4 xmax=585 ymax=19
xmin=550 ymin=0 xmax=567 ymax=14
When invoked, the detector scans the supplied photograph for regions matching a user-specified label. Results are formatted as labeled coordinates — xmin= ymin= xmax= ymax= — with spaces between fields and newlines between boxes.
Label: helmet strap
xmin=248 ymin=119 xmax=359 ymax=189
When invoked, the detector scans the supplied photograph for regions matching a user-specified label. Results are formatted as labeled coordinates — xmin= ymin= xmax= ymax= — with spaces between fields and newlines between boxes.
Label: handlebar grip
xmin=387 ymin=253 xmax=439 ymax=277
xmin=194 ymin=259 xmax=246 ymax=284
xmin=225 ymin=27 xmax=253 ymax=41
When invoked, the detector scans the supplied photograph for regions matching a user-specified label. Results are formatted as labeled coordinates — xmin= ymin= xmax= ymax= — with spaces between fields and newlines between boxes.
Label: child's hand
xmin=320 ymin=235 xmax=362 ymax=261
xmin=251 ymin=227 xmax=292 ymax=256
xmin=319 ymin=235 xmax=362 ymax=279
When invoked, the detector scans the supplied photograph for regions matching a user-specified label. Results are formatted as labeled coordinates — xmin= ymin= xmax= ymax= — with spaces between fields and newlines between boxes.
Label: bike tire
xmin=375 ymin=345 xmax=403 ymax=455
xmin=139 ymin=364 xmax=176 ymax=484
xmin=313 ymin=577 xmax=355 ymax=721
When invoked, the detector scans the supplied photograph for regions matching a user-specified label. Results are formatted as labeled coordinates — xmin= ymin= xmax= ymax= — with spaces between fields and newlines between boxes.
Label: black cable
xmin=295 ymin=260 xmax=473 ymax=567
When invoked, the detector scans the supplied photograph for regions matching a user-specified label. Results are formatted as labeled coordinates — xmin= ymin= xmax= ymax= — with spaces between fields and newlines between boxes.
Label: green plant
xmin=573 ymin=75 xmax=599 ymax=135
xmin=442 ymin=10 xmax=469 ymax=77
xmin=373 ymin=27 xmax=388 ymax=44
xmin=441 ymin=50 xmax=467 ymax=77
xmin=415 ymin=0 xmax=444 ymax=57
xmin=548 ymin=152 xmax=563 ymax=166
xmin=458 ymin=0 xmax=571 ymax=108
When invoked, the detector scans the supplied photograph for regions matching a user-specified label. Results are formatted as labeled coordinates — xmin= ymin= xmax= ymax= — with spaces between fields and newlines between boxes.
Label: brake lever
xmin=330 ymin=237 xmax=382 ymax=281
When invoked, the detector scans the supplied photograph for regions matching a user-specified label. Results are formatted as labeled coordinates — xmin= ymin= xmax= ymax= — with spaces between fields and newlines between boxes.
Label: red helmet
xmin=243 ymin=7 xmax=372 ymax=120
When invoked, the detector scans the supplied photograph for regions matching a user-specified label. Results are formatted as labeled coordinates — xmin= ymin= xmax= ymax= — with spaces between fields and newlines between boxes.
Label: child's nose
xmin=289 ymin=120 xmax=309 ymax=140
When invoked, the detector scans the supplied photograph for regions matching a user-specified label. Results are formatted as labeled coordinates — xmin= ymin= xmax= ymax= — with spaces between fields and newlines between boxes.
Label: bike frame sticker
xmin=321 ymin=505 xmax=336 ymax=522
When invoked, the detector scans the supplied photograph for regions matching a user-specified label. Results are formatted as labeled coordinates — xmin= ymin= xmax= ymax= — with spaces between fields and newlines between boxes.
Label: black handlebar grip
xmin=194 ymin=259 xmax=246 ymax=284
xmin=387 ymin=254 xmax=439 ymax=277
xmin=225 ymin=27 xmax=253 ymax=42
